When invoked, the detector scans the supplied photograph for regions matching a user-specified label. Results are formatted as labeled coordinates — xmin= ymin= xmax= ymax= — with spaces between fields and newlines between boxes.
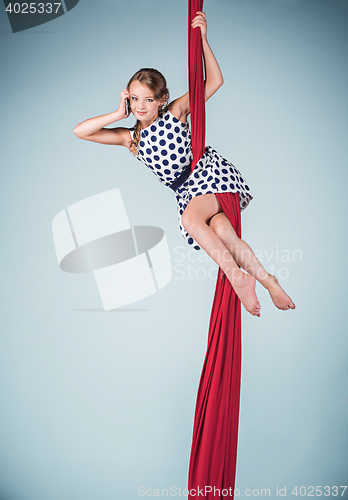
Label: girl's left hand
xmin=191 ymin=11 xmax=207 ymax=38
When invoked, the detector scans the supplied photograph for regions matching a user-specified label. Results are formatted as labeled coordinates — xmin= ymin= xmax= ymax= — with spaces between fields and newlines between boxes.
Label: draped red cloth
xmin=188 ymin=0 xmax=205 ymax=170
xmin=187 ymin=2 xmax=242 ymax=499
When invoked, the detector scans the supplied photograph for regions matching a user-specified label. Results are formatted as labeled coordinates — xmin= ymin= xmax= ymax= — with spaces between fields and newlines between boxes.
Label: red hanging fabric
xmin=188 ymin=0 xmax=205 ymax=170
xmin=187 ymin=192 xmax=242 ymax=500
xmin=187 ymin=2 xmax=242 ymax=499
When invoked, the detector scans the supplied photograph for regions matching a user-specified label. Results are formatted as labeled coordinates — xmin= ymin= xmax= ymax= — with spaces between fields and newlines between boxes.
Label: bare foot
xmin=232 ymin=272 xmax=261 ymax=317
xmin=266 ymin=275 xmax=296 ymax=310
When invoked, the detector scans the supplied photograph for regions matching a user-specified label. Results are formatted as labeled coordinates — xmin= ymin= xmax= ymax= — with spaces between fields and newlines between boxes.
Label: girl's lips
xmin=137 ymin=111 xmax=147 ymax=115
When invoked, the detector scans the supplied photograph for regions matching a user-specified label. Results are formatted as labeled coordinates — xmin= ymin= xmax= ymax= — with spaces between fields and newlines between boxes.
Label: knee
xmin=210 ymin=214 xmax=239 ymax=242
xmin=182 ymin=211 xmax=200 ymax=235
xmin=209 ymin=215 xmax=226 ymax=238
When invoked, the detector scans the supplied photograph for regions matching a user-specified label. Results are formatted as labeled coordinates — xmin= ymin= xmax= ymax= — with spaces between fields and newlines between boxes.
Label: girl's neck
xmin=140 ymin=115 xmax=158 ymax=130
xmin=140 ymin=111 xmax=163 ymax=131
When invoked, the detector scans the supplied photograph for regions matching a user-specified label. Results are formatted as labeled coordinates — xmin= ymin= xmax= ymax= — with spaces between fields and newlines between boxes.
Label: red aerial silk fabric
xmin=187 ymin=1 xmax=242 ymax=499
xmin=187 ymin=192 xmax=242 ymax=500
xmin=188 ymin=0 xmax=205 ymax=170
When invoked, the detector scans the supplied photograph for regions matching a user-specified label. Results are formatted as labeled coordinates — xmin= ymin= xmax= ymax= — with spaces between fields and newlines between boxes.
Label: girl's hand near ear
xmin=117 ymin=88 xmax=130 ymax=119
xmin=191 ymin=11 xmax=207 ymax=39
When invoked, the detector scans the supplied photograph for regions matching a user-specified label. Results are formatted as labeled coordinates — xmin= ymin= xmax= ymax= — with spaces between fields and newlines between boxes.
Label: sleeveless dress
xmin=129 ymin=108 xmax=253 ymax=251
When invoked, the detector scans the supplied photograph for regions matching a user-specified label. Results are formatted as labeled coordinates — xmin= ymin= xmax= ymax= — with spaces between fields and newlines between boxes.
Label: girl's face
xmin=128 ymin=81 xmax=165 ymax=127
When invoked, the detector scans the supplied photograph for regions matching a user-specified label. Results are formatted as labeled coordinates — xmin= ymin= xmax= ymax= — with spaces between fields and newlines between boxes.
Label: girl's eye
xmin=130 ymin=96 xmax=153 ymax=102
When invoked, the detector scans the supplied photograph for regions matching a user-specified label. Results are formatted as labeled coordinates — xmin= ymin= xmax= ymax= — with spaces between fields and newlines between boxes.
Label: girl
xmin=73 ymin=11 xmax=295 ymax=317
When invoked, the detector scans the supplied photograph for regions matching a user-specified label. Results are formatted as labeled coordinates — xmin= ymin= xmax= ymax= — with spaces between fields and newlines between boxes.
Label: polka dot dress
xmin=129 ymin=108 xmax=253 ymax=250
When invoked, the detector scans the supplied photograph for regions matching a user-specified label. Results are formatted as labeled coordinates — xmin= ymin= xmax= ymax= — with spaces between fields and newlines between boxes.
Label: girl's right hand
xmin=192 ymin=11 xmax=207 ymax=39
xmin=117 ymin=88 xmax=130 ymax=119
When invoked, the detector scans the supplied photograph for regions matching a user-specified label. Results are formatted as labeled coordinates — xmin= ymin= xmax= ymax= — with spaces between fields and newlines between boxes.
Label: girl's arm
xmin=73 ymin=89 xmax=131 ymax=147
xmin=168 ymin=11 xmax=223 ymax=121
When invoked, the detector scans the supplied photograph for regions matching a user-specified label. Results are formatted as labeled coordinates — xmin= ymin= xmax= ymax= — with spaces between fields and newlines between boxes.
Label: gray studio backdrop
xmin=1 ymin=0 xmax=347 ymax=499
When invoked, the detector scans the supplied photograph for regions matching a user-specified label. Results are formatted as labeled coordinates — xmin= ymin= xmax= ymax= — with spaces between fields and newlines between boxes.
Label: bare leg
xmin=208 ymin=212 xmax=295 ymax=310
xmin=181 ymin=194 xmax=261 ymax=317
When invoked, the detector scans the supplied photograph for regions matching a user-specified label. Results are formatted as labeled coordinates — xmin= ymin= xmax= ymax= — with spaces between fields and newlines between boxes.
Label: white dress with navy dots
xmin=129 ymin=108 xmax=253 ymax=251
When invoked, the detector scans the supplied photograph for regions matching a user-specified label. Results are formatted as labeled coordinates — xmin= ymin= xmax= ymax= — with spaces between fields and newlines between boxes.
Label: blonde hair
xmin=127 ymin=68 xmax=170 ymax=156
